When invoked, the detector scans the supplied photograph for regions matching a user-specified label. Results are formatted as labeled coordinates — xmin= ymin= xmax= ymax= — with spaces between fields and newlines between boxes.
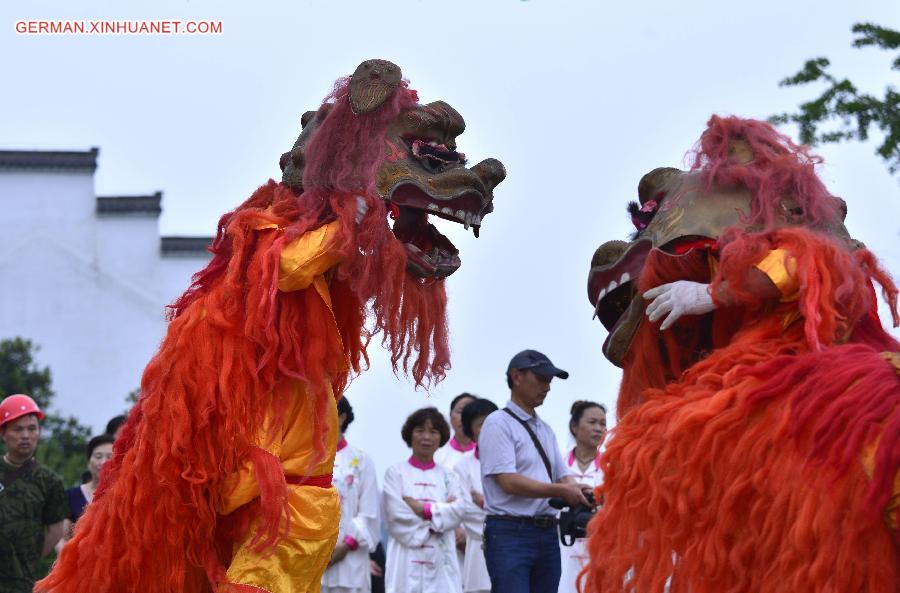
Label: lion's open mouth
xmin=389 ymin=183 xmax=486 ymax=279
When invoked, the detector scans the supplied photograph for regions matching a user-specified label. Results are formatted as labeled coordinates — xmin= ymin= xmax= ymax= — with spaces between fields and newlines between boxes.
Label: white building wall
xmin=0 ymin=151 xmax=211 ymax=432
xmin=96 ymin=214 xmax=163 ymax=301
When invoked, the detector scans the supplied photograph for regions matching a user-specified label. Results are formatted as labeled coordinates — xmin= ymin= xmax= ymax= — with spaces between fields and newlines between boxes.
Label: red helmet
xmin=0 ymin=394 xmax=45 ymax=428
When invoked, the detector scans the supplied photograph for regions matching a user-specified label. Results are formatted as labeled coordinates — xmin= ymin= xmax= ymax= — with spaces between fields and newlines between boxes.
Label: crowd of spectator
xmin=0 ymin=348 xmax=607 ymax=593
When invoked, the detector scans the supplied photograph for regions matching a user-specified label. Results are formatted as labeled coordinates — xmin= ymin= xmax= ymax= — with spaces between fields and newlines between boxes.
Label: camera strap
xmin=503 ymin=408 xmax=553 ymax=481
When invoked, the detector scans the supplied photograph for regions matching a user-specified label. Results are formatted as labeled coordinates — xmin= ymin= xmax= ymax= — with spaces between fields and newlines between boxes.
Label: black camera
xmin=549 ymin=492 xmax=597 ymax=546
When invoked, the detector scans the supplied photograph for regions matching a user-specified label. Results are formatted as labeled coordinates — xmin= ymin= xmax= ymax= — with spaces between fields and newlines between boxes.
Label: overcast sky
xmin=2 ymin=0 xmax=898 ymax=477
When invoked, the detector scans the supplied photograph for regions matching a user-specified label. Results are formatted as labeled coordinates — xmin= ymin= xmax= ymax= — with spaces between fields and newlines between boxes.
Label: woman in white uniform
xmin=322 ymin=396 xmax=380 ymax=593
xmin=384 ymin=407 xmax=466 ymax=593
xmin=558 ymin=401 xmax=607 ymax=593
xmin=453 ymin=398 xmax=498 ymax=593
xmin=434 ymin=393 xmax=477 ymax=575
xmin=434 ymin=393 xmax=477 ymax=470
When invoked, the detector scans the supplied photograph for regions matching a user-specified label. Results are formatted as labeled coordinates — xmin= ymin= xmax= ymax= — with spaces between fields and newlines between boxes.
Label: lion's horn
xmin=349 ymin=59 xmax=402 ymax=115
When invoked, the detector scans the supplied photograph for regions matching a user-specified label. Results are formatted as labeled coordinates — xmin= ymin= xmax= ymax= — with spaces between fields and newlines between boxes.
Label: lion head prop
xmin=280 ymin=59 xmax=506 ymax=280
xmin=175 ymin=59 xmax=506 ymax=387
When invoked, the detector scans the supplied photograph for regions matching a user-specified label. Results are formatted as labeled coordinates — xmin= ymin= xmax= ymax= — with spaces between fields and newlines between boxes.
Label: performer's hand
xmin=471 ymin=490 xmax=485 ymax=509
xmin=329 ymin=542 xmax=350 ymax=566
xmin=644 ymin=280 xmax=716 ymax=330
xmin=403 ymin=496 xmax=425 ymax=517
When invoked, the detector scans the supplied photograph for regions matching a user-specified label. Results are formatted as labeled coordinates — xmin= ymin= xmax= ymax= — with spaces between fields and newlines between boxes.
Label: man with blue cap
xmin=478 ymin=350 xmax=593 ymax=593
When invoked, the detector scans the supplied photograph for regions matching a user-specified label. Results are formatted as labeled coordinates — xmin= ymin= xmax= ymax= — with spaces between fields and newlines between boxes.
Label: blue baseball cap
xmin=507 ymin=349 xmax=569 ymax=380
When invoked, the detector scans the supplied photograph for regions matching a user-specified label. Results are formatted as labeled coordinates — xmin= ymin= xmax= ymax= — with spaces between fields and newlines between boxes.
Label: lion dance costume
xmin=36 ymin=60 xmax=505 ymax=593
xmin=584 ymin=116 xmax=898 ymax=593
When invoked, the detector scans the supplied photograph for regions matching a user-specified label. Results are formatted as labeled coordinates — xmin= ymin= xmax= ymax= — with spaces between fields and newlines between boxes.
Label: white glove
xmin=355 ymin=195 xmax=369 ymax=224
xmin=643 ymin=280 xmax=716 ymax=331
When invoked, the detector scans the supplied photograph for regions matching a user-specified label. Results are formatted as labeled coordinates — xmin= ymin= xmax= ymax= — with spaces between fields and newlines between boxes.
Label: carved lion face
xmin=280 ymin=60 xmax=506 ymax=280
xmin=587 ymin=163 xmax=852 ymax=367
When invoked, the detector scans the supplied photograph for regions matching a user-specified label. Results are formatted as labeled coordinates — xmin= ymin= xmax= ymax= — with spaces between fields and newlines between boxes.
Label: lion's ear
xmin=300 ymin=110 xmax=317 ymax=129
xmin=349 ymin=59 xmax=402 ymax=115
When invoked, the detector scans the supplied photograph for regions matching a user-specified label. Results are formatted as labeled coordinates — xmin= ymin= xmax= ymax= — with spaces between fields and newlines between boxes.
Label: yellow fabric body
xmin=278 ymin=222 xmax=342 ymax=293
xmin=219 ymin=222 xmax=345 ymax=592
xmin=226 ymin=530 xmax=335 ymax=593
xmin=754 ymin=248 xmax=802 ymax=329
xmin=754 ymin=248 xmax=799 ymax=302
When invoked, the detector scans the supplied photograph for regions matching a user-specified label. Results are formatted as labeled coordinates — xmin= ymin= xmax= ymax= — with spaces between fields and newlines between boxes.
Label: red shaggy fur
xmin=582 ymin=228 xmax=899 ymax=593
xmin=689 ymin=115 xmax=842 ymax=230
xmin=37 ymin=78 xmax=450 ymax=593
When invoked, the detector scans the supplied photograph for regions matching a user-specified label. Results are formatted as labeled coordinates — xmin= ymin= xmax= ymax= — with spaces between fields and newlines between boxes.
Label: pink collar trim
xmin=408 ymin=456 xmax=436 ymax=471
xmin=337 ymin=438 xmax=348 ymax=452
xmin=568 ymin=448 xmax=601 ymax=471
xmin=449 ymin=436 xmax=476 ymax=453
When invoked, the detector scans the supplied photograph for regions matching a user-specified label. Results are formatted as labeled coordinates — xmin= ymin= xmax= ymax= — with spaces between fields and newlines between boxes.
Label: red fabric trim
xmin=408 ymin=456 xmax=436 ymax=470
xmin=337 ymin=438 xmax=348 ymax=452
xmin=422 ymin=502 xmax=433 ymax=520
xmin=223 ymin=583 xmax=274 ymax=593
xmin=672 ymin=238 xmax=718 ymax=255
xmin=343 ymin=534 xmax=359 ymax=550
xmin=449 ymin=436 xmax=476 ymax=453
xmin=285 ymin=473 xmax=333 ymax=488
xmin=568 ymin=448 xmax=602 ymax=471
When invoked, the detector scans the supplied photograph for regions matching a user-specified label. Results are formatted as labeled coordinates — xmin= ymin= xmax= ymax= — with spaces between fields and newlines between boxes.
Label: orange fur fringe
xmin=583 ymin=228 xmax=899 ymax=593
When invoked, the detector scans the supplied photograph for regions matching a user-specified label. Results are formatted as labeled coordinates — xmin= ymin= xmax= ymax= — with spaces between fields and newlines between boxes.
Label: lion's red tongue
xmin=392 ymin=207 xmax=457 ymax=257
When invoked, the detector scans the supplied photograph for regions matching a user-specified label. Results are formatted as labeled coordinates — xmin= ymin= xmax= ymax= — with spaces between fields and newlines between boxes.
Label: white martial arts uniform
xmin=434 ymin=436 xmax=475 ymax=577
xmin=454 ymin=450 xmax=490 ymax=593
xmin=322 ymin=439 xmax=379 ymax=593
xmin=383 ymin=457 xmax=466 ymax=593
xmin=434 ymin=437 xmax=476 ymax=471
xmin=558 ymin=449 xmax=603 ymax=593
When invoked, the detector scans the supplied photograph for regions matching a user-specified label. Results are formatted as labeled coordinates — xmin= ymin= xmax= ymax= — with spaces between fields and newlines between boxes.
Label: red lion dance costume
xmin=584 ymin=116 xmax=898 ymax=593
xmin=36 ymin=60 xmax=505 ymax=593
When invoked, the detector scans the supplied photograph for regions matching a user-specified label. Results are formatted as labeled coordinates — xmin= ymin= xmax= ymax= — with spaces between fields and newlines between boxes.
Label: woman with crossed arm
xmin=383 ymin=407 xmax=466 ymax=593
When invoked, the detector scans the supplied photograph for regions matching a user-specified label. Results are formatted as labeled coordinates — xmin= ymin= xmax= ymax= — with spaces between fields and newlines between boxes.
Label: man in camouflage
xmin=0 ymin=394 xmax=68 ymax=593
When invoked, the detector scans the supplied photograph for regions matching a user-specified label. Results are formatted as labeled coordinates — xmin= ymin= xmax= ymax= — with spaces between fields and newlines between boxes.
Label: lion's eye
xmin=409 ymin=139 xmax=467 ymax=173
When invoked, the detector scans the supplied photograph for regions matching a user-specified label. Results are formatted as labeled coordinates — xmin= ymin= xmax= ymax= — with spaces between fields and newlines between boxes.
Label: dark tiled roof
xmin=160 ymin=236 xmax=213 ymax=257
xmin=96 ymin=192 xmax=162 ymax=215
xmin=0 ymin=148 xmax=99 ymax=172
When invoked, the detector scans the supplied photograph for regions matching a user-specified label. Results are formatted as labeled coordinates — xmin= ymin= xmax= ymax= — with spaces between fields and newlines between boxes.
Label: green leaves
xmin=770 ymin=22 xmax=900 ymax=175
xmin=0 ymin=337 xmax=91 ymax=487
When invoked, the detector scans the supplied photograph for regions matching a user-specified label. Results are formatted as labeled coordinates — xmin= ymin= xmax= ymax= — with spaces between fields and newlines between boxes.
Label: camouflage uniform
xmin=0 ymin=458 xmax=68 ymax=593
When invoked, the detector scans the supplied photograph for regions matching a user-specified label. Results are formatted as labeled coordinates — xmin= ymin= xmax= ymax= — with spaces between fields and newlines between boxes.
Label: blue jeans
xmin=483 ymin=517 xmax=561 ymax=593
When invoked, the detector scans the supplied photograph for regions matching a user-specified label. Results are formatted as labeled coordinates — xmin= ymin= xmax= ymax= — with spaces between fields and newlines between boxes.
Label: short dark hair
xmin=461 ymin=398 xmax=498 ymax=440
xmin=401 ymin=407 xmax=450 ymax=448
xmin=86 ymin=433 xmax=116 ymax=458
xmin=106 ymin=415 xmax=127 ymax=436
xmin=449 ymin=393 xmax=476 ymax=415
xmin=568 ymin=400 xmax=607 ymax=437
xmin=337 ymin=396 xmax=355 ymax=433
